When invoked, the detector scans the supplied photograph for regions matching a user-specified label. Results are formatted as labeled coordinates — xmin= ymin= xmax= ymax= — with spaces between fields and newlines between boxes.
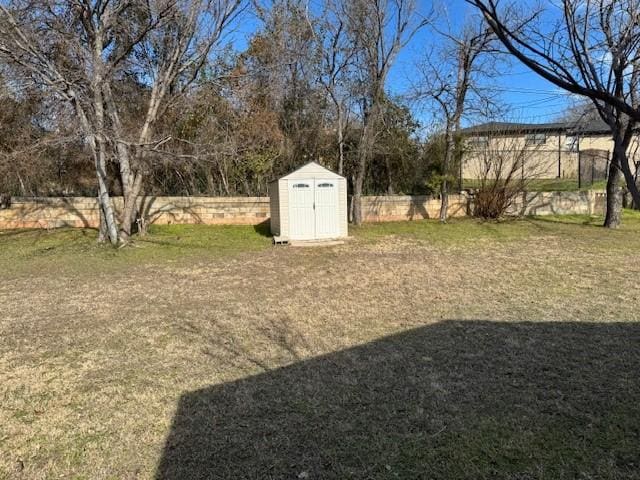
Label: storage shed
xmin=270 ymin=162 xmax=348 ymax=241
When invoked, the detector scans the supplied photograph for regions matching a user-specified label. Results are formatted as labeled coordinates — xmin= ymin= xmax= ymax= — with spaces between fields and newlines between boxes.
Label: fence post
xmin=557 ymin=134 xmax=561 ymax=178
xmin=578 ymin=152 xmax=582 ymax=190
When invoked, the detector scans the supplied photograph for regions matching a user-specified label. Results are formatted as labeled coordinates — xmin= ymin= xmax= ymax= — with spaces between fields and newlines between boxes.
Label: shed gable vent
xmin=293 ymin=183 xmax=310 ymax=188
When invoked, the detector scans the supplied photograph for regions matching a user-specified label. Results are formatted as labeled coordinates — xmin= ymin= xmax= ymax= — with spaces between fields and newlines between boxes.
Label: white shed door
xmin=314 ymin=179 xmax=339 ymax=238
xmin=288 ymin=180 xmax=315 ymax=240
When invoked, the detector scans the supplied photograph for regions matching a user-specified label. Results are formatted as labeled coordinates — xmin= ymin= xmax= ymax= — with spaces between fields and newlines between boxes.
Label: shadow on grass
xmin=253 ymin=219 xmax=272 ymax=238
xmin=525 ymin=215 xmax=603 ymax=228
xmin=131 ymin=224 xmax=272 ymax=251
xmin=132 ymin=236 xmax=215 ymax=250
xmin=0 ymin=227 xmax=99 ymax=250
xmin=516 ymin=216 xmax=600 ymax=233
xmin=156 ymin=321 xmax=640 ymax=480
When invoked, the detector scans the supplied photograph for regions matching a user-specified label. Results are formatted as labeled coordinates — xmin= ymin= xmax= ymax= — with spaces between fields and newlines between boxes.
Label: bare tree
xmin=559 ymin=98 xmax=601 ymax=125
xmin=416 ymin=14 xmax=495 ymax=222
xmin=0 ymin=0 xmax=244 ymax=244
xmin=463 ymin=128 xmax=555 ymax=218
xmin=344 ymin=0 xmax=428 ymax=225
xmin=314 ymin=0 xmax=356 ymax=176
xmin=250 ymin=0 xmax=326 ymax=172
xmin=467 ymin=0 xmax=640 ymax=228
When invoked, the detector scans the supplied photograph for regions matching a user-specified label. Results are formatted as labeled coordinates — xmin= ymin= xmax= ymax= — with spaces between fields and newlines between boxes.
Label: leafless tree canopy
xmin=3 ymin=0 xmax=639 ymax=240
xmin=0 ymin=0 xmax=434 ymax=239
xmin=414 ymin=12 xmax=497 ymax=222
xmin=1 ymin=0 xmax=247 ymax=244
xmin=467 ymin=0 xmax=640 ymax=226
xmin=464 ymin=129 xmax=552 ymax=218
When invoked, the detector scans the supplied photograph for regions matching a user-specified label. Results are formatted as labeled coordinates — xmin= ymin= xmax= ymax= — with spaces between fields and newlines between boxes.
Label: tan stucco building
xmin=460 ymin=120 xmax=640 ymax=181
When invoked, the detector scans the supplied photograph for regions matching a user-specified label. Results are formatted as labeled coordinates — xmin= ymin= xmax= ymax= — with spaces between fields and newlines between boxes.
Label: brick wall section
xmin=0 ymin=191 xmax=606 ymax=230
xmin=361 ymin=194 xmax=469 ymax=222
xmin=0 ymin=196 xmax=270 ymax=229
xmin=0 ymin=197 xmax=101 ymax=229
xmin=508 ymin=190 xmax=606 ymax=216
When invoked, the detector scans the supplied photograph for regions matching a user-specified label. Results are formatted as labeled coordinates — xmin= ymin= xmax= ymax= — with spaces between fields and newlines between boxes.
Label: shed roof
xmin=279 ymin=161 xmax=344 ymax=181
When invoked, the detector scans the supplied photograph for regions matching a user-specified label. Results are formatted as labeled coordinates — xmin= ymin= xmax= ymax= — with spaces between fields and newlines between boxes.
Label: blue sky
xmin=387 ymin=0 xmax=574 ymax=127
xmin=230 ymin=0 xmax=573 ymax=129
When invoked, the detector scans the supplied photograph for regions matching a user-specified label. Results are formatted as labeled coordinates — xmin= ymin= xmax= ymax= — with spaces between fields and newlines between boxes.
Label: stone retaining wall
xmin=508 ymin=190 xmax=606 ymax=216
xmin=0 ymin=196 xmax=270 ymax=230
xmin=0 ymin=191 xmax=606 ymax=230
xmin=360 ymin=194 xmax=470 ymax=222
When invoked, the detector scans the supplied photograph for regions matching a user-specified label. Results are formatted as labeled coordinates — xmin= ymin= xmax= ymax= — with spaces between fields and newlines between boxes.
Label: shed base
xmin=272 ymin=236 xmax=289 ymax=245
xmin=290 ymin=239 xmax=345 ymax=247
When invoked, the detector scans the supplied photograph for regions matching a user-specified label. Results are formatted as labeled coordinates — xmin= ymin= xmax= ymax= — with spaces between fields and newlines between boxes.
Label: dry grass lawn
xmin=1 ymin=214 xmax=639 ymax=479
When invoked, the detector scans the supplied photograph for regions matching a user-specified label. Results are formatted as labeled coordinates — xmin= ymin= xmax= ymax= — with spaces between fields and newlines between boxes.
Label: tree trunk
xmin=71 ymin=104 xmax=117 ymax=244
xmin=218 ymin=161 xmax=231 ymax=196
xmin=328 ymin=82 xmax=347 ymax=176
xmin=439 ymin=179 xmax=449 ymax=222
xmin=205 ymin=168 xmax=217 ymax=195
xmin=94 ymin=146 xmax=119 ymax=244
xmin=353 ymin=99 xmax=380 ymax=225
xmin=84 ymin=91 xmax=118 ymax=245
xmin=117 ymin=71 xmax=171 ymax=243
xmin=337 ymin=120 xmax=345 ymax=176
xmin=617 ymin=148 xmax=640 ymax=209
xmin=103 ymin=83 xmax=134 ymax=199
xmin=352 ymin=165 xmax=365 ymax=225
xmin=348 ymin=175 xmax=355 ymax=223
xmin=385 ymin=154 xmax=394 ymax=195
xmin=98 ymin=204 xmax=107 ymax=243
xmin=440 ymin=129 xmax=455 ymax=222
xmin=438 ymin=44 xmax=470 ymax=223
xmin=604 ymin=156 xmax=623 ymax=228
xmin=119 ymin=172 xmax=144 ymax=243
xmin=353 ymin=124 xmax=374 ymax=225
xmin=90 ymin=32 xmax=119 ymax=245
xmin=17 ymin=173 xmax=26 ymax=196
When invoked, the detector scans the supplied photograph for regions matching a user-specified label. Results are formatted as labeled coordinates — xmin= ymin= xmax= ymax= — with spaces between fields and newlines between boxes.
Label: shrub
xmin=473 ymin=184 xmax=520 ymax=219
xmin=463 ymin=126 xmax=551 ymax=219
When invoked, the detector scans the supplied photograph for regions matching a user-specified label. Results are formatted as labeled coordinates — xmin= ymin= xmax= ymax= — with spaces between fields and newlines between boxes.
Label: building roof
xmin=459 ymin=119 xmax=611 ymax=136
xmin=565 ymin=118 xmax=611 ymax=134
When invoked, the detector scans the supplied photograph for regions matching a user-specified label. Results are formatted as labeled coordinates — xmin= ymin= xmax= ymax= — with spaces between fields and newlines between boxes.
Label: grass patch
xmin=1 ymin=215 xmax=640 ymax=479
xmin=0 ymin=223 xmax=272 ymax=276
xmin=351 ymin=217 xmax=539 ymax=244
xmin=158 ymin=321 xmax=640 ymax=480
xmin=352 ymin=209 xmax=640 ymax=247
xmin=3 ymin=211 xmax=639 ymax=274
xmin=463 ymin=178 xmax=607 ymax=192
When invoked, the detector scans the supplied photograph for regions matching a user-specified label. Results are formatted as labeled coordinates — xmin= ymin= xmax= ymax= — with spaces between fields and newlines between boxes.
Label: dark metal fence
xmin=578 ymin=149 xmax=609 ymax=188
xmin=460 ymin=147 xmax=640 ymax=191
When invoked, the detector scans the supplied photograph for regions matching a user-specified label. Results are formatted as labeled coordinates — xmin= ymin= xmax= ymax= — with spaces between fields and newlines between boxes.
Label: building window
xmin=468 ymin=136 xmax=488 ymax=148
xmin=525 ymin=133 xmax=547 ymax=145
xmin=565 ymin=135 xmax=578 ymax=151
